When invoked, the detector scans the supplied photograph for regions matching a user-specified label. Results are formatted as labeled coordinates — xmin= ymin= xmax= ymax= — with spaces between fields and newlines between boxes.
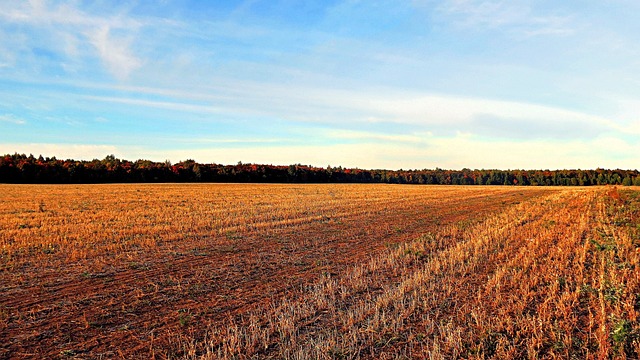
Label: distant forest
xmin=1 ymin=153 xmax=640 ymax=186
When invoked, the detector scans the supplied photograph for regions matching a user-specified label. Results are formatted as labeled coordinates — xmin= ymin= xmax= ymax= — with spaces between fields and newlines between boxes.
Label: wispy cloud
xmin=81 ymin=95 xmax=227 ymax=115
xmin=75 ymin=79 xmax=619 ymax=142
xmin=0 ymin=0 xmax=146 ymax=79
xmin=87 ymin=26 xmax=142 ymax=80
xmin=438 ymin=0 xmax=530 ymax=29
xmin=424 ymin=134 xmax=640 ymax=170
xmin=1 ymin=0 xmax=139 ymax=28
xmin=367 ymin=93 xmax=617 ymax=134
xmin=324 ymin=129 xmax=426 ymax=143
xmin=522 ymin=16 xmax=575 ymax=37
xmin=433 ymin=0 xmax=575 ymax=38
xmin=0 ymin=114 xmax=26 ymax=125
xmin=187 ymin=138 xmax=285 ymax=144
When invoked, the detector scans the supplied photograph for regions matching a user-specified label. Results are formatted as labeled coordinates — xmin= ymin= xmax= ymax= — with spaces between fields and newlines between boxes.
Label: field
xmin=0 ymin=184 xmax=639 ymax=359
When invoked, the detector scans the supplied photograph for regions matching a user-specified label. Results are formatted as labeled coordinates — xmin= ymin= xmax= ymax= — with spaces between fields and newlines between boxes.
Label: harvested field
xmin=0 ymin=184 xmax=638 ymax=359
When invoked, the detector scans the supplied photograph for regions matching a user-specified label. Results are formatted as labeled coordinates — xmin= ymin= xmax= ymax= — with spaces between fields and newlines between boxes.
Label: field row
xmin=193 ymin=187 xmax=639 ymax=359
xmin=0 ymin=184 xmax=549 ymax=358
xmin=1 ymin=185 xmax=638 ymax=359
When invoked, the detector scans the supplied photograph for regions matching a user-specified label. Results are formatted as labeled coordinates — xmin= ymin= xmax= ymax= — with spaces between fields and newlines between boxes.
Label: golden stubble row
xmin=0 ymin=184 xmax=539 ymax=268
xmin=190 ymin=188 xmax=639 ymax=359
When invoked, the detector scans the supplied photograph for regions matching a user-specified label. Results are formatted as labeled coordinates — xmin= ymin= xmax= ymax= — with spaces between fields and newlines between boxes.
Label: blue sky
xmin=1 ymin=0 xmax=639 ymax=170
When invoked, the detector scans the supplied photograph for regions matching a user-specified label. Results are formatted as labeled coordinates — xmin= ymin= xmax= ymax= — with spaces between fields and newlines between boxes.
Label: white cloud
xmin=75 ymin=78 xmax=619 ymax=141
xmin=87 ymin=26 xmax=142 ymax=80
xmin=324 ymin=129 xmax=425 ymax=143
xmin=1 ymin=0 xmax=142 ymax=30
xmin=438 ymin=0 xmax=529 ymax=29
xmin=82 ymin=95 xmax=226 ymax=115
xmin=522 ymin=16 xmax=575 ymax=37
xmin=433 ymin=0 xmax=575 ymax=38
xmin=0 ymin=114 xmax=26 ymax=125
xmin=0 ymin=1 xmax=144 ymax=79
xmin=187 ymin=138 xmax=284 ymax=144
xmin=49 ymin=75 xmax=619 ymax=148
xmin=424 ymin=135 xmax=640 ymax=170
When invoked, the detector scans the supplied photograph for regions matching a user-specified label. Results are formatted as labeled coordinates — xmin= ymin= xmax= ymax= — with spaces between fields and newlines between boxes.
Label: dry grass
xmin=187 ymin=187 xmax=640 ymax=359
xmin=1 ymin=184 xmax=638 ymax=359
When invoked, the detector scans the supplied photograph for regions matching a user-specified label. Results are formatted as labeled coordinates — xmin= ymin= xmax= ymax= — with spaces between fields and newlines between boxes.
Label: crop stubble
xmin=0 ymin=184 xmax=637 ymax=359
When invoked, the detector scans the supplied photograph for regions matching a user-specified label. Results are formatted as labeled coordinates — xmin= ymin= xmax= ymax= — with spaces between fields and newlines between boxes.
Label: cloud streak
xmin=87 ymin=26 xmax=142 ymax=80
xmin=0 ymin=0 xmax=145 ymax=79
xmin=77 ymin=81 xmax=620 ymax=142
xmin=0 ymin=114 xmax=26 ymax=125
xmin=434 ymin=0 xmax=576 ymax=37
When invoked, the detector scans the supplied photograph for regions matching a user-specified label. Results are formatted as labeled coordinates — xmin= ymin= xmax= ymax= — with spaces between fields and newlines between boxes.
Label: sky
xmin=1 ymin=0 xmax=639 ymax=170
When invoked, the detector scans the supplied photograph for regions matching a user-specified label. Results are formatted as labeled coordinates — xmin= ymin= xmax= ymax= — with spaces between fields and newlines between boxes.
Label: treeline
xmin=1 ymin=153 xmax=639 ymax=186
